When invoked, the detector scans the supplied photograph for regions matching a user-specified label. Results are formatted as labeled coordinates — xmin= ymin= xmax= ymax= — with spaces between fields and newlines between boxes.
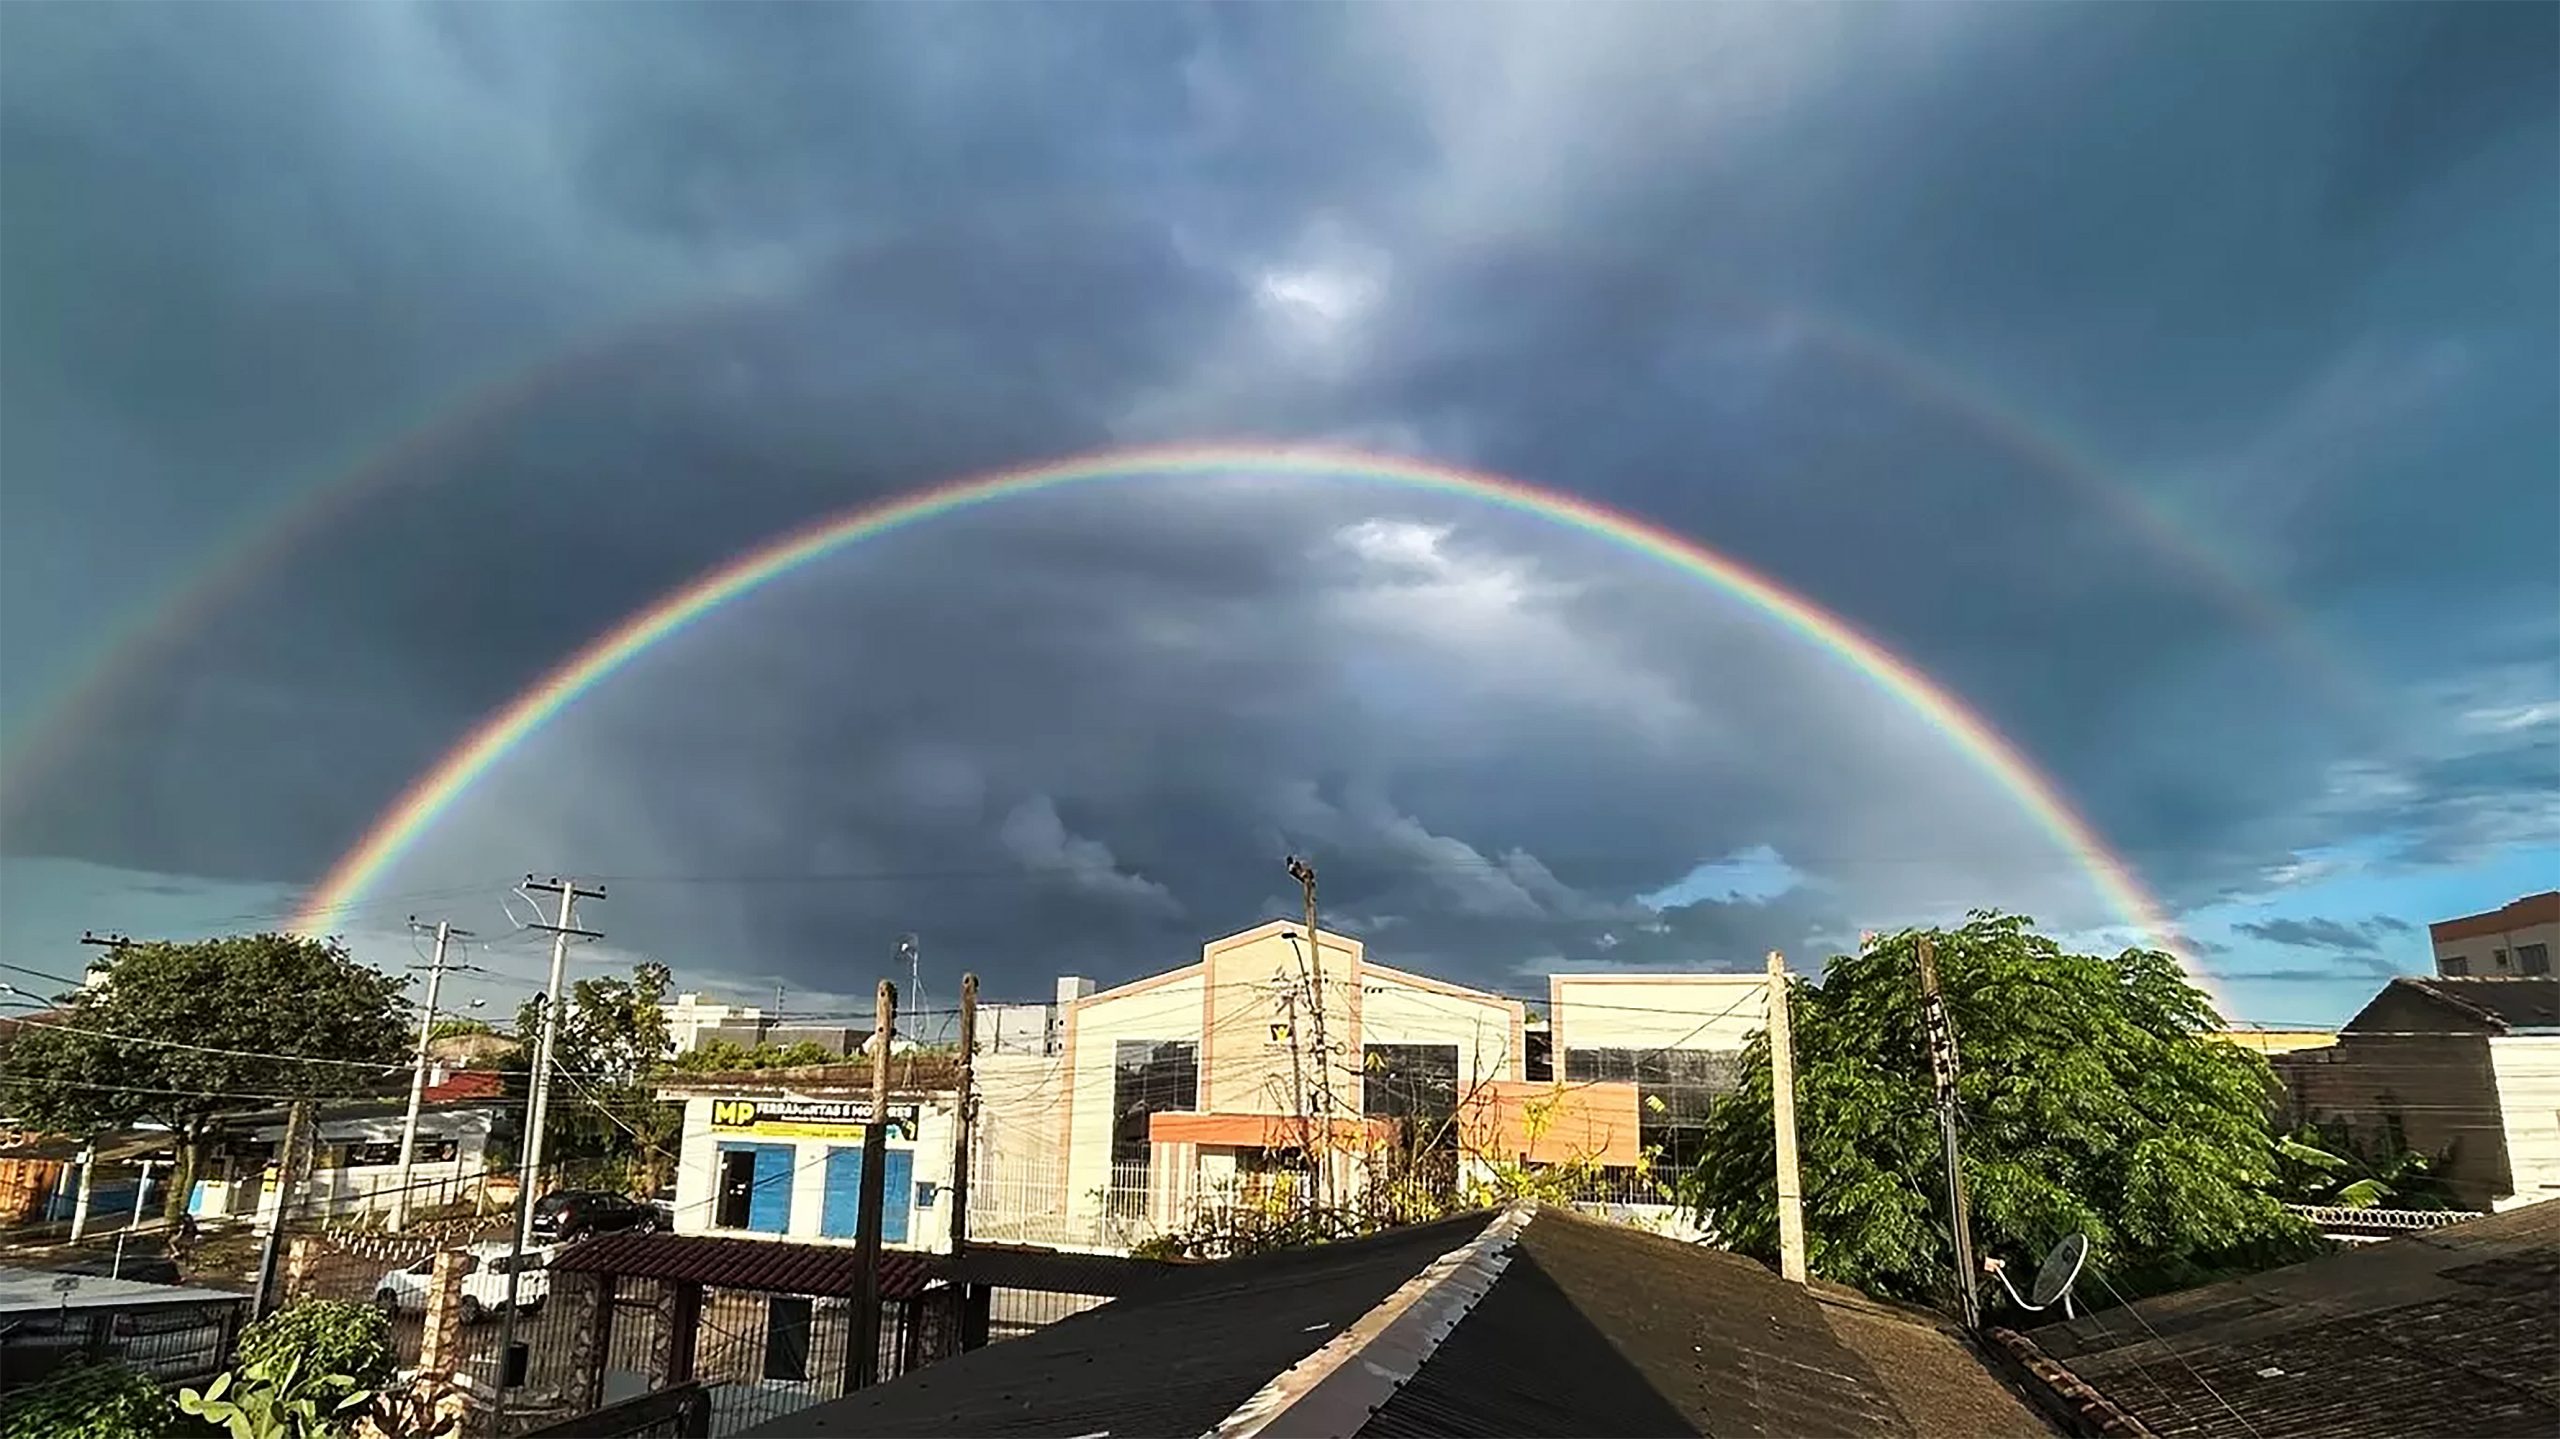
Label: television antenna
xmin=1985 ymin=1232 xmax=2089 ymax=1319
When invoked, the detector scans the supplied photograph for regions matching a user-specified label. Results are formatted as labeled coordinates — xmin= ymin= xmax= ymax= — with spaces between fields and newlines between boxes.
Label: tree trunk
xmin=164 ymin=1122 xmax=203 ymax=1224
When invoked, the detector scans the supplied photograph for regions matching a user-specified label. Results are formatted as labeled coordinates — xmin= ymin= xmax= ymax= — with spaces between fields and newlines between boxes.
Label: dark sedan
xmin=527 ymin=1189 xmax=662 ymax=1243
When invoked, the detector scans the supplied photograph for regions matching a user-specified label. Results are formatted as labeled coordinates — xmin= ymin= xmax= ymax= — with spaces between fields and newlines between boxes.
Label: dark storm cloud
xmin=2231 ymin=915 xmax=2414 ymax=956
xmin=3 ymin=3 xmax=2553 ymax=1004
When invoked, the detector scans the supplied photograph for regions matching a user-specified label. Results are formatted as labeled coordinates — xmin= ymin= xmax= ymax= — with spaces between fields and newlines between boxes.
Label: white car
xmin=375 ymin=1242 xmax=556 ymax=1324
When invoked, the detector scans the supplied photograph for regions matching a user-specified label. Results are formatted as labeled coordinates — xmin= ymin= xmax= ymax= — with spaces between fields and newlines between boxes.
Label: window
xmin=2442 ymin=955 xmax=2471 ymax=976
xmin=1525 ymin=1030 xmax=1553 ymax=1083
xmin=1562 ymin=1048 xmax=1740 ymax=1169
xmin=1110 ymin=1040 xmax=1198 ymax=1166
xmin=2519 ymin=943 xmax=2551 ymax=977
xmin=1362 ymin=1044 xmax=1461 ymax=1151
xmin=2494 ymin=948 xmax=2512 ymax=970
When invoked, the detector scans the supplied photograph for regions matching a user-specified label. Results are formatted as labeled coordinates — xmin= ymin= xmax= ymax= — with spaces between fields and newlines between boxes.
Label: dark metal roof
xmin=548 ymin=1233 xmax=948 ymax=1301
xmin=736 ymin=1214 xmax=1489 ymax=1437
xmin=744 ymin=1207 xmax=2047 ymax=1439
xmin=2409 ymin=976 xmax=2560 ymax=1029
xmin=2027 ymin=1199 xmax=2560 ymax=1438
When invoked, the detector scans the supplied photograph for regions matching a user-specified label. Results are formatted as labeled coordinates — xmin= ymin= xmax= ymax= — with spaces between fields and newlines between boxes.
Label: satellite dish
xmin=2030 ymin=1233 xmax=2089 ymax=1310
xmin=1987 ymin=1232 xmax=2090 ymax=1319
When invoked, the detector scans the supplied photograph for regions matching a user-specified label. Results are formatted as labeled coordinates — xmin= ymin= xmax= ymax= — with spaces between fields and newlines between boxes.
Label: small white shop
xmin=661 ymin=1073 xmax=960 ymax=1253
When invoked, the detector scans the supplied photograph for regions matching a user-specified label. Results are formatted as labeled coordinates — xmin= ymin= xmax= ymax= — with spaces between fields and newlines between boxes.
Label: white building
xmin=191 ymin=1071 xmax=503 ymax=1226
xmin=974 ymin=976 xmax=1095 ymax=1058
xmin=658 ymin=1065 xmax=962 ymax=1252
xmin=662 ymin=993 xmax=768 ymax=1054
xmin=2431 ymin=892 xmax=2559 ymax=978
xmin=970 ymin=922 xmax=1773 ymax=1252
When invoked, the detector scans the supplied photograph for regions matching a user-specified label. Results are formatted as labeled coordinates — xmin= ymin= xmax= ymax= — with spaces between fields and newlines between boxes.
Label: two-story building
xmin=970 ymin=922 xmax=1775 ymax=1251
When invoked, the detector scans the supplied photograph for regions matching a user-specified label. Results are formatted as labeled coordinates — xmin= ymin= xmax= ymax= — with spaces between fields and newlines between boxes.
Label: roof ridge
xmin=1203 ymin=1203 xmax=1534 ymax=1439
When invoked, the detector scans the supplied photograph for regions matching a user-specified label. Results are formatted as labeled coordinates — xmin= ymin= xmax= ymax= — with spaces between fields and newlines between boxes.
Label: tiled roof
xmin=548 ymin=1233 xmax=949 ymax=1301
xmin=2407 ymin=976 xmax=2560 ymax=1029
xmin=2025 ymin=1200 xmax=2560 ymax=1439
xmin=742 ymin=1207 xmax=2047 ymax=1439
xmin=2428 ymin=891 xmax=2560 ymax=943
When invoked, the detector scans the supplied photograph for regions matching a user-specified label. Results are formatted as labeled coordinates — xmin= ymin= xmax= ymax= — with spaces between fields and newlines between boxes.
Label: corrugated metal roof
xmin=548 ymin=1234 xmax=948 ymax=1301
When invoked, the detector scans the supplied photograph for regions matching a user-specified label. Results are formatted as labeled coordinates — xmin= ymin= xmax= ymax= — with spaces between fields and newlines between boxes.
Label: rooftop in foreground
xmin=740 ymin=1205 xmax=2048 ymax=1438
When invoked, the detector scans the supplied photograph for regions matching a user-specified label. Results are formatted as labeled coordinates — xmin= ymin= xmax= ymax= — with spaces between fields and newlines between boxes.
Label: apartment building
xmin=2431 ymin=891 xmax=2559 ymax=977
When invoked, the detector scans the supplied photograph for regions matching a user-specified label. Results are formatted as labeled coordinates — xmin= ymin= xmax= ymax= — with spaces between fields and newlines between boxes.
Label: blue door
xmin=818 ymin=1148 xmax=914 ymax=1243
xmin=718 ymin=1142 xmax=795 ymax=1234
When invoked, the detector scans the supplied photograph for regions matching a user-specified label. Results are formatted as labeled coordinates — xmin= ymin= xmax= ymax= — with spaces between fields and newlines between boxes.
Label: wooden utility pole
xmin=851 ymin=979 xmax=897 ymax=1389
xmin=950 ymin=973 xmax=977 ymax=1257
xmin=249 ymin=1099 xmax=312 ymax=1321
xmin=951 ymin=973 xmax=989 ymax=1351
xmin=1915 ymin=934 xmax=1981 ymax=1330
xmin=1286 ymin=856 xmax=1333 ymax=1213
xmin=1765 ymin=951 xmax=1808 ymax=1285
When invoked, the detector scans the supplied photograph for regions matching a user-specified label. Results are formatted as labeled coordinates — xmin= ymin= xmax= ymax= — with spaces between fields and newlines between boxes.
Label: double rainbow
xmin=287 ymin=443 xmax=2187 ymax=974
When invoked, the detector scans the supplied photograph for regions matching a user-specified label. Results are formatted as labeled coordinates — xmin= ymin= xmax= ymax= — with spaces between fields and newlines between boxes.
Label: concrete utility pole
xmin=393 ymin=918 xmax=471 ymax=1233
xmin=899 ymin=934 xmax=924 ymax=1049
xmin=1915 ymin=934 xmax=1981 ymax=1330
xmin=852 ymin=979 xmax=897 ymax=1389
xmin=1286 ymin=856 xmax=1333 ymax=1213
xmin=249 ymin=1100 xmax=312 ymax=1321
xmin=496 ymin=876 xmax=603 ymax=1423
xmin=68 ymin=1144 xmax=96 ymax=1242
xmin=1764 ymin=952 xmax=1808 ymax=1285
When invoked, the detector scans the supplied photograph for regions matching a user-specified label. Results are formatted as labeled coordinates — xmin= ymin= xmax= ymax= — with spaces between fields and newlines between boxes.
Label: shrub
xmin=234 ymin=1300 xmax=395 ymax=1394
xmin=0 ymin=1359 xmax=171 ymax=1439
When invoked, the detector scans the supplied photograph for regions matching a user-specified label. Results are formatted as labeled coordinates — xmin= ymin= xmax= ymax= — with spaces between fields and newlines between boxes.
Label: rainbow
xmin=0 ymin=246 xmax=2361 ymax=808
xmin=289 ymin=443 xmax=2193 ymax=975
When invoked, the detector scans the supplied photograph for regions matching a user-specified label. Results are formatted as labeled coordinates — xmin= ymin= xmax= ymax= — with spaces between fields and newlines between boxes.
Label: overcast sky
xmin=1 ymin=2 xmax=2551 ymax=1031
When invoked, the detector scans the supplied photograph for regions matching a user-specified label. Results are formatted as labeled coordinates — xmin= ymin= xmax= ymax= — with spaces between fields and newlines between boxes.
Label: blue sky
xmin=0 ymin=3 xmax=2551 ymax=1026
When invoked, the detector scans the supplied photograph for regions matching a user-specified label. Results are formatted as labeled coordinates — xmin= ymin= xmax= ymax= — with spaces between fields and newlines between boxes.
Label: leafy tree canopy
xmin=489 ymin=962 xmax=678 ymax=1192
xmin=424 ymin=1017 xmax=497 ymax=1043
xmin=1690 ymin=913 xmax=2320 ymax=1309
xmin=668 ymin=1038 xmax=844 ymax=1073
xmin=0 ymin=935 xmax=407 ymax=1143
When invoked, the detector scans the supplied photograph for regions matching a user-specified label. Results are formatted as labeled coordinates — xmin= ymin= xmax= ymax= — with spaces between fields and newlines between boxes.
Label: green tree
xmin=1690 ymin=914 xmax=2320 ymax=1310
xmin=234 ymin=1301 xmax=394 ymax=1396
xmin=424 ymin=1017 xmax=497 ymax=1043
xmin=489 ymin=963 xmax=680 ymax=1193
xmin=667 ymin=1037 xmax=843 ymax=1073
xmin=0 ymin=935 xmax=408 ymax=1220
xmin=0 ymin=1359 xmax=171 ymax=1439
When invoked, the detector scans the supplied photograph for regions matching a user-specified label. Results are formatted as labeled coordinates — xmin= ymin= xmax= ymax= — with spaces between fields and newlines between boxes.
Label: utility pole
xmin=1286 ymin=856 xmax=1333 ymax=1213
xmin=393 ymin=918 xmax=470 ymax=1233
xmin=898 ymin=935 xmax=924 ymax=1049
xmin=77 ymin=931 xmax=131 ymax=991
xmin=113 ymin=1159 xmax=167 ymax=1279
xmin=496 ymin=876 xmax=603 ymax=1426
xmin=950 ymin=974 xmax=977 ymax=1256
xmin=68 ymin=1144 xmax=95 ymax=1242
xmin=1764 ymin=952 xmax=1808 ymax=1285
xmin=852 ymin=980 xmax=897 ymax=1389
xmin=249 ymin=1100 xmax=312 ymax=1321
xmin=1915 ymin=934 xmax=1981 ymax=1330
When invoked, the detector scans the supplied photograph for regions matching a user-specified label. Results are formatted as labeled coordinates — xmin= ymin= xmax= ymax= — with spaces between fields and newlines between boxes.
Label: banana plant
xmin=177 ymin=1353 xmax=374 ymax=1439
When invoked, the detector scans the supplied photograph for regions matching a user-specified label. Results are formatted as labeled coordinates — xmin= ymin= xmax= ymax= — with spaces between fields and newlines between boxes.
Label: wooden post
xmin=1765 ymin=952 xmax=1808 ymax=1285
xmin=250 ymin=1100 xmax=312 ymax=1321
xmin=850 ymin=979 xmax=896 ymax=1390
xmin=951 ymin=974 xmax=977 ymax=1259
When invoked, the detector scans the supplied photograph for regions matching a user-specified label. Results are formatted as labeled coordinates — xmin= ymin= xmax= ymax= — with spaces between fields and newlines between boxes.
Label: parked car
xmin=528 ymin=1189 xmax=662 ymax=1243
xmin=373 ymin=1242 xmax=553 ymax=1324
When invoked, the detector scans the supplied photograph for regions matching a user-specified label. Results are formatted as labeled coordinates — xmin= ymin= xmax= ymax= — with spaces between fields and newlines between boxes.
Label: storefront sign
xmin=707 ymin=1097 xmax=921 ymax=1141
